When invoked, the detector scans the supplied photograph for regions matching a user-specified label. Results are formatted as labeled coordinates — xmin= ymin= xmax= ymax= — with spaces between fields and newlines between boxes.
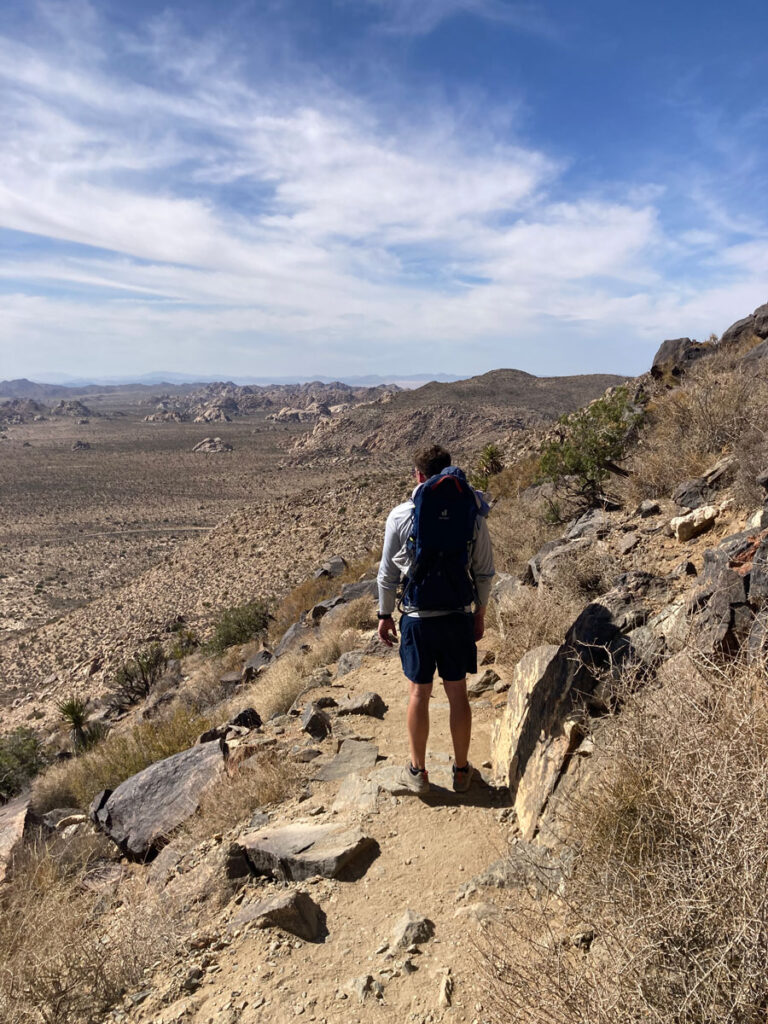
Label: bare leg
xmin=407 ymin=681 xmax=432 ymax=770
xmin=443 ymin=678 xmax=471 ymax=766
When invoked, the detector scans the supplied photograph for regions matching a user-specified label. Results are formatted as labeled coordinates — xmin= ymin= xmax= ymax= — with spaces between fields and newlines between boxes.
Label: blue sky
xmin=0 ymin=0 xmax=766 ymax=382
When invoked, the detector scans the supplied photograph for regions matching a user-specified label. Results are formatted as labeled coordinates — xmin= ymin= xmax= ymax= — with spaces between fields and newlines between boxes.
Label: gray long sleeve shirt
xmin=377 ymin=486 xmax=495 ymax=617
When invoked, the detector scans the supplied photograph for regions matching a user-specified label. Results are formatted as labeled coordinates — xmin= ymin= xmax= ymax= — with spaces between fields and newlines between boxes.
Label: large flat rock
xmin=491 ymin=644 xmax=585 ymax=840
xmin=0 ymin=795 xmax=29 ymax=883
xmin=313 ymin=739 xmax=379 ymax=781
xmin=237 ymin=821 xmax=378 ymax=880
xmin=90 ymin=741 xmax=226 ymax=860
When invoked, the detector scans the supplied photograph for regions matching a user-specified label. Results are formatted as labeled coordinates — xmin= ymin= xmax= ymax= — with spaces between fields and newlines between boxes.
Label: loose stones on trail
xmin=336 ymin=692 xmax=388 ymax=718
xmin=237 ymin=821 xmax=378 ymax=880
xmin=391 ymin=909 xmax=435 ymax=948
xmin=313 ymin=739 xmax=379 ymax=781
xmin=229 ymin=890 xmax=325 ymax=941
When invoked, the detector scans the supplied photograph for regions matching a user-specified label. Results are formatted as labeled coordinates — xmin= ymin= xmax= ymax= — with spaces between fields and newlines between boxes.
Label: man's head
xmin=413 ymin=444 xmax=452 ymax=480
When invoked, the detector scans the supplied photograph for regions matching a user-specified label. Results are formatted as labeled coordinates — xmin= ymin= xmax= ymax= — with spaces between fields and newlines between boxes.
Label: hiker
xmin=377 ymin=444 xmax=495 ymax=794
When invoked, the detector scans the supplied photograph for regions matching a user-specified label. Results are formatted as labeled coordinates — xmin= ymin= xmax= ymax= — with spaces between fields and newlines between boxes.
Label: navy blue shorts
xmin=399 ymin=613 xmax=477 ymax=685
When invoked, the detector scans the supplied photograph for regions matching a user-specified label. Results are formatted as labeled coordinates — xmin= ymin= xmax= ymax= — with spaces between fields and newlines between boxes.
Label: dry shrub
xmin=0 ymin=835 xmax=183 ymax=1024
xmin=488 ymin=494 xmax=562 ymax=576
xmin=489 ymin=454 xmax=542 ymax=500
xmin=481 ymin=651 xmax=768 ymax=1023
xmin=542 ymin=542 xmax=616 ymax=603
xmin=270 ymin=552 xmax=380 ymax=641
xmin=627 ymin=361 xmax=768 ymax=504
xmin=32 ymin=706 xmax=211 ymax=812
xmin=493 ymin=587 xmax=580 ymax=669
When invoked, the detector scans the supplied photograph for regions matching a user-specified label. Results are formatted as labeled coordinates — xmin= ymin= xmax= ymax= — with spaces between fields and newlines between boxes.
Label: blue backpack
xmin=402 ymin=466 xmax=479 ymax=612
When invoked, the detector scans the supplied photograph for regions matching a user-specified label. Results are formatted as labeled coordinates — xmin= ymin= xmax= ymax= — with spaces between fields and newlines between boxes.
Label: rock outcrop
xmin=90 ymin=741 xmax=227 ymax=859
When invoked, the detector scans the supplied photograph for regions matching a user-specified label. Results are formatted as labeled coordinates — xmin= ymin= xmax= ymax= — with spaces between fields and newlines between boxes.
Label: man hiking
xmin=377 ymin=444 xmax=495 ymax=794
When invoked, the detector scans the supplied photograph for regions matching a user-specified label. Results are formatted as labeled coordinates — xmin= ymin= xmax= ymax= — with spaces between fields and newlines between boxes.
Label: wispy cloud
xmin=0 ymin=2 xmax=764 ymax=379
xmin=353 ymin=0 xmax=556 ymax=38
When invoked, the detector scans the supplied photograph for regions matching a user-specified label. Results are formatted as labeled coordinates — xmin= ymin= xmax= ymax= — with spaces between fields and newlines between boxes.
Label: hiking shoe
xmin=398 ymin=763 xmax=430 ymax=795
xmin=452 ymin=761 xmax=473 ymax=793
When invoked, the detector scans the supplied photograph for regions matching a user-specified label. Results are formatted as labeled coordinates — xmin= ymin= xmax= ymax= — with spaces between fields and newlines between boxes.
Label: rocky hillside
xmin=2 ymin=303 xmax=768 ymax=1024
xmin=142 ymin=381 xmax=400 ymax=424
xmin=292 ymin=369 xmax=627 ymax=465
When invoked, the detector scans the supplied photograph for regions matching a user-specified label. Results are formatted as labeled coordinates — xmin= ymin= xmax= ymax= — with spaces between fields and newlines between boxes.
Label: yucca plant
xmin=56 ymin=696 xmax=106 ymax=753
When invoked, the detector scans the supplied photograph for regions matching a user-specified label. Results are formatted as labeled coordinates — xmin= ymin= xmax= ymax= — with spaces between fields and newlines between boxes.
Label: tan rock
xmin=670 ymin=505 xmax=718 ymax=541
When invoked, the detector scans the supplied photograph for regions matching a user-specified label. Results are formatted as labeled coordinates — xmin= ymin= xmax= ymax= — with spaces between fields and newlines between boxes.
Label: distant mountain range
xmin=7 ymin=371 xmax=463 ymax=392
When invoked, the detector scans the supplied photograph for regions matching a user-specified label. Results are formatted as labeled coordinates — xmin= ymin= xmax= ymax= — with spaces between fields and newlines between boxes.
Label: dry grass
xmin=488 ymin=495 xmax=562 ymax=576
xmin=626 ymin=360 xmax=768 ymax=506
xmin=183 ymin=751 xmax=298 ymax=842
xmin=493 ymin=587 xmax=580 ymax=670
xmin=489 ymin=454 xmax=543 ymax=500
xmin=0 ymin=833 xmax=184 ymax=1024
xmin=32 ymin=706 xmax=211 ymax=812
xmin=481 ymin=651 xmax=768 ymax=1024
xmin=269 ymin=552 xmax=380 ymax=640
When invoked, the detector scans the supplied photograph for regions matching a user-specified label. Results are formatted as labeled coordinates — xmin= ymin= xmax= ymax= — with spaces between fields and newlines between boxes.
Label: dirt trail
xmin=137 ymin=643 xmax=512 ymax=1024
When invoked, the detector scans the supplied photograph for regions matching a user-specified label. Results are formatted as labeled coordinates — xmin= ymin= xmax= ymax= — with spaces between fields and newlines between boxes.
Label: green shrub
xmin=107 ymin=643 xmax=168 ymax=713
xmin=168 ymin=627 xmax=199 ymax=660
xmin=540 ymin=386 xmax=643 ymax=507
xmin=208 ymin=598 xmax=271 ymax=654
xmin=0 ymin=727 xmax=45 ymax=802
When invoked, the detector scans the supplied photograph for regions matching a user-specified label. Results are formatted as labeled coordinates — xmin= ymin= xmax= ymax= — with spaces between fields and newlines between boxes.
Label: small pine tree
xmin=539 ymin=386 xmax=643 ymax=507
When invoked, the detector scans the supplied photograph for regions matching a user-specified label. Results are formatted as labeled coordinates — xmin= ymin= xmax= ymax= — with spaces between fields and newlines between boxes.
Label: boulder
xmin=651 ymin=337 xmax=708 ymax=378
xmin=719 ymin=315 xmax=756 ymax=349
xmin=391 ymin=909 xmax=435 ymax=948
xmin=467 ymin=669 xmax=500 ymax=697
xmin=192 ymin=437 xmax=233 ymax=453
xmin=0 ymin=795 xmax=29 ymax=883
xmin=301 ymin=703 xmax=332 ymax=740
xmin=742 ymin=339 xmax=768 ymax=364
xmin=336 ymin=650 xmax=364 ymax=677
xmin=313 ymin=555 xmax=347 ymax=579
xmin=340 ymin=580 xmax=378 ymax=602
xmin=313 ymin=739 xmax=379 ymax=781
xmin=491 ymin=645 xmax=586 ymax=840
xmin=336 ymin=692 xmax=388 ymax=718
xmin=229 ymin=708 xmax=262 ymax=730
xmin=89 ymin=741 xmax=226 ymax=860
xmin=670 ymin=505 xmax=718 ymax=542
xmin=237 ymin=821 xmax=378 ymax=880
xmin=229 ymin=890 xmax=325 ymax=941
xmin=636 ymin=499 xmax=661 ymax=518
xmin=672 ymin=478 xmax=714 ymax=511
xmin=242 ymin=649 xmax=273 ymax=681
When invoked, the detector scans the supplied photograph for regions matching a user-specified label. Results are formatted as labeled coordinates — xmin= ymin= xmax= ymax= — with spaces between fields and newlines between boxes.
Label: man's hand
xmin=473 ymin=608 xmax=486 ymax=642
xmin=378 ymin=615 xmax=397 ymax=647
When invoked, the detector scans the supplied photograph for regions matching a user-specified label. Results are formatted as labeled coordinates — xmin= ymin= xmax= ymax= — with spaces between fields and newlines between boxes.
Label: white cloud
xmin=0 ymin=4 xmax=764 ymax=379
xmin=352 ymin=0 xmax=556 ymax=38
